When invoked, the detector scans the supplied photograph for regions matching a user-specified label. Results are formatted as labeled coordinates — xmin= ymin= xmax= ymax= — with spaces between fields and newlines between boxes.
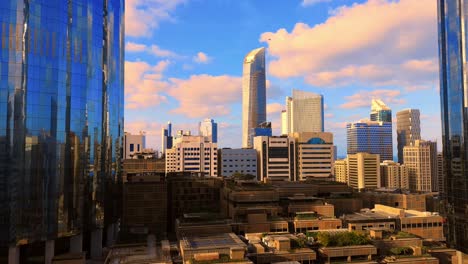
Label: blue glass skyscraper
xmin=347 ymin=120 xmax=393 ymax=162
xmin=0 ymin=0 xmax=124 ymax=260
xmin=438 ymin=0 xmax=468 ymax=253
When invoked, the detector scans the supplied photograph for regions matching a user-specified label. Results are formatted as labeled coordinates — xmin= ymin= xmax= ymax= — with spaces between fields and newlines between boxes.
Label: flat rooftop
xmin=344 ymin=210 xmax=397 ymax=222
xmin=181 ymin=233 xmax=246 ymax=251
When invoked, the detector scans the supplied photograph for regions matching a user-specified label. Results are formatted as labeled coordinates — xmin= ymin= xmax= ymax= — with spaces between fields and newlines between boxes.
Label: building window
xmin=130 ymin=144 xmax=134 ymax=152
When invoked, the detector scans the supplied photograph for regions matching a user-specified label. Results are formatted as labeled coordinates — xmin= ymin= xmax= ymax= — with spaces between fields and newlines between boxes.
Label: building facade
xmin=253 ymin=136 xmax=296 ymax=182
xmin=0 ymin=0 xmax=124 ymax=260
xmin=218 ymin=148 xmax=257 ymax=177
xmin=124 ymin=132 xmax=146 ymax=159
xmin=437 ymin=153 xmax=445 ymax=194
xmin=370 ymin=99 xmax=392 ymax=122
xmin=291 ymin=132 xmax=334 ymax=180
xmin=283 ymin=90 xmax=324 ymax=134
xmin=199 ymin=118 xmax=218 ymax=143
xmin=347 ymin=153 xmax=381 ymax=190
xmin=166 ymin=135 xmax=218 ymax=177
xmin=242 ymin=47 xmax=266 ymax=148
xmin=403 ymin=140 xmax=437 ymax=192
xmin=438 ymin=0 xmax=468 ymax=252
xmin=380 ymin=161 xmax=409 ymax=189
xmin=347 ymin=120 xmax=393 ymax=162
xmin=334 ymin=159 xmax=348 ymax=183
xmin=396 ymin=109 xmax=421 ymax=163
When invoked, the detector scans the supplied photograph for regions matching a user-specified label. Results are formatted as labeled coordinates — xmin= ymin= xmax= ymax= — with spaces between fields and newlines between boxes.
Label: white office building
xmin=253 ymin=136 xmax=296 ymax=182
xmin=165 ymin=135 xmax=218 ymax=177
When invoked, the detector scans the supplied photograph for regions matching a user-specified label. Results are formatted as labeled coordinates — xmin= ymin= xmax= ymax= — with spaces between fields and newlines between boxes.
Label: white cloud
xmin=261 ymin=0 xmax=438 ymax=90
xmin=126 ymin=0 xmax=187 ymax=37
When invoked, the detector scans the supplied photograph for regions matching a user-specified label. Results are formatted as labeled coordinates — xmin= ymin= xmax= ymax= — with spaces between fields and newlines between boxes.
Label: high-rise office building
xmin=165 ymin=135 xmax=218 ymax=177
xmin=283 ymin=90 xmax=324 ymax=134
xmin=253 ymin=136 xmax=296 ymax=182
xmin=0 ymin=0 xmax=124 ymax=261
xmin=347 ymin=120 xmax=393 ymax=162
xmin=370 ymin=99 xmax=392 ymax=122
xmin=161 ymin=121 xmax=173 ymax=156
xmin=291 ymin=132 xmax=334 ymax=180
xmin=403 ymin=140 xmax=437 ymax=193
xmin=380 ymin=161 xmax=409 ymax=189
xmin=199 ymin=118 xmax=218 ymax=143
xmin=396 ymin=109 xmax=421 ymax=163
xmin=438 ymin=0 xmax=468 ymax=251
xmin=347 ymin=153 xmax=381 ymax=190
xmin=242 ymin=47 xmax=266 ymax=148
xmin=124 ymin=132 xmax=146 ymax=159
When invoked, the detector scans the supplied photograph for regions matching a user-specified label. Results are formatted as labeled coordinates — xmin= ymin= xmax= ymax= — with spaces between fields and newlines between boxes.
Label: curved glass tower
xmin=0 ymin=0 xmax=124 ymax=248
xmin=242 ymin=47 xmax=266 ymax=148
xmin=438 ymin=0 xmax=468 ymax=253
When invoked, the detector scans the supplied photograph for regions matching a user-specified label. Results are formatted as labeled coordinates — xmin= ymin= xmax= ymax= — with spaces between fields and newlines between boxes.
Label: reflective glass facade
xmin=0 ymin=0 xmax=124 ymax=246
xmin=438 ymin=0 xmax=468 ymax=253
xmin=242 ymin=47 xmax=266 ymax=148
xmin=347 ymin=121 xmax=393 ymax=162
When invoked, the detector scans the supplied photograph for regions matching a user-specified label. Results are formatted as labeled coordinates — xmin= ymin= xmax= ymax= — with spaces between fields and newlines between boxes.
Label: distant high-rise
xmin=161 ymin=122 xmax=173 ymax=156
xmin=438 ymin=0 xmax=468 ymax=252
xmin=370 ymin=99 xmax=392 ymax=122
xmin=199 ymin=118 xmax=218 ymax=143
xmin=396 ymin=109 xmax=421 ymax=163
xmin=380 ymin=161 xmax=409 ymax=189
xmin=242 ymin=47 xmax=266 ymax=148
xmin=281 ymin=110 xmax=289 ymax=135
xmin=347 ymin=120 xmax=393 ymax=162
xmin=283 ymin=90 xmax=324 ymax=134
xmin=253 ymin=136 xmax=296 ymax=182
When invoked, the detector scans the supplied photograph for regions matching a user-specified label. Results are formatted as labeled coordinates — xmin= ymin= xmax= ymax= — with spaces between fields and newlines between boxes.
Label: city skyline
xmin=125 ymin=0 xmax=441 ymax=156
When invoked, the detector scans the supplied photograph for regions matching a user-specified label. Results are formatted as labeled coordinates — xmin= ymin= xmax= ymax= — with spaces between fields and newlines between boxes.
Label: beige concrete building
xmin=253 ymin=136 xmax=296 ymax=182
xmin=291 ymin=132 xmax=334 ymax=180
xmin=403 ymin=140 xmax=437 ymax=192
xmin=165 ymin=135 xmax=218 ymax=177
xmin=334 ymin=159 xmax=348 ymax=183
xmin=380 ymin=160 xmax=409 ymax=189
xmin=347 ymin=153 xmax=380 ymax=190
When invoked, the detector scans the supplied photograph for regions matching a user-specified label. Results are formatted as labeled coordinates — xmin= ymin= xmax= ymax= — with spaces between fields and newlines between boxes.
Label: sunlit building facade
xmin=199 ymin=118 xmax=218 ymax=143
xmin=283 ymin=90 xmax=324 ymax=134
xmin=0 ymin=0 xmax=124 ymax=260
xmin=242 ymin=47 xmax=266 ymax=148
xmin=370 ymin=99 xmax=392 ymax=122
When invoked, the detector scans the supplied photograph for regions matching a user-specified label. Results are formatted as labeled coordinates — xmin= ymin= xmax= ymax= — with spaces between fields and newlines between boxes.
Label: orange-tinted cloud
xmin=340 ymin=89 xmax=406 ymax=109
xmin=261 ymin=0 xmax=437 ymax=89
xmin=125 ymin=60 xmax=171 ymax=109
xmin=193 ymin=52 xmax=212 ymax=64
xmin=167 ymin=74 xmax=242 ymax=118
xmin=126 ymin=0 xmax=187 ymax=37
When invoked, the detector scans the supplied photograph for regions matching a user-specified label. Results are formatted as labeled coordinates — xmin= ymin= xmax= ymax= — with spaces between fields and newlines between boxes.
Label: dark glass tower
xmin=438 ymin=0 xmax=468 ymax=253
xmin=0 ymin=0 xmax=124 ymax=248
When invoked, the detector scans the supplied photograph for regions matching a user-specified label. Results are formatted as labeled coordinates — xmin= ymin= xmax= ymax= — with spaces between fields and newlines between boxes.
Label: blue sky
xmin=125 ymin=0 xmax=441 ymax=157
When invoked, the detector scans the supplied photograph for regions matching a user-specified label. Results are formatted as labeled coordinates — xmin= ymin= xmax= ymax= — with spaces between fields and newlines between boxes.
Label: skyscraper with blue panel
xmin=437 ymin=0 xmax=468 ymax=253
xmin=347 ymin=120 xmax=393 ymax=162
xmin=0 ymin=0 xmax=124 ymax=257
